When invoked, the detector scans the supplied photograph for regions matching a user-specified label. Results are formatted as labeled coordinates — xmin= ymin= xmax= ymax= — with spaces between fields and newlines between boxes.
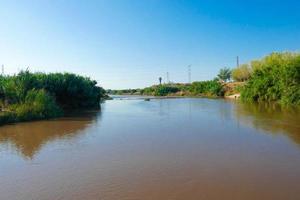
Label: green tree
xmin=217 ymin=67 xmax=231 ymax=82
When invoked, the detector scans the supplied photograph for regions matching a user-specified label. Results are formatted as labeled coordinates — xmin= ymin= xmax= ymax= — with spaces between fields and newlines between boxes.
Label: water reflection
xmin=0 ymin=110 xmax=100 ymax=159
xmin=234 ymin=101 xmax=300 ymax=144
xmin=0 ymin=99 xmax=299 ymax=160
xmin=1 ymin=99 xmax=300 ymax=200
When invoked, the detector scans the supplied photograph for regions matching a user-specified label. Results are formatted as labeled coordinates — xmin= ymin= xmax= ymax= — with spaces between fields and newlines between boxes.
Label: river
xmin=0 ymin=97 xmax=300 ymax=200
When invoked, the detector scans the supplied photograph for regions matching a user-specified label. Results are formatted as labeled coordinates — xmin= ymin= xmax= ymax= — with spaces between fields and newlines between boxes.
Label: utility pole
xmin=166 ymin=72 xmax=169 ymax=83
xmin=188 ymin=65 xmax=191 ymax=83
xmin=237 ymin=56 xmax=240 ymax=68
xmin=1 ymin=65 xmax=4 ymax=75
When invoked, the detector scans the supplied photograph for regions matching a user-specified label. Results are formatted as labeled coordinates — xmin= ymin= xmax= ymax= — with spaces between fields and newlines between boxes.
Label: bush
xmin=241 ymin=52 xmax=300 ymax=105
xmin=131 ymin=81 xmax=224 ymax=97
xmin=0 ymin=71 xmax=105 ymax=125
xmin=37 ymin=72 xmax=105 ymax=109
xmin=0 ymin=112 xmax=16 ymax=125
xmin=154 ymin=85 xmax=180 ymax=96
xmin=141 ymin=87 xmax=155 ymax=95
xmin=0 ymin=71 xmax=105 ymax=109
xmin=232 ymin=64 xmax=252 ymax=82
xmin=190 ymin=80 xmax=224 ymax=96
xmin=12 ymin=89 xmax=62 ymax=121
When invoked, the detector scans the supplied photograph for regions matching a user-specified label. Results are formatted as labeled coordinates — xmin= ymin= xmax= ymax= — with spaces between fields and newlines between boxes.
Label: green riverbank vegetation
xmin=0 ymin=71 xmax=106 ymax=125
xmin=108 ymin=52 xmax=300 ymax=105
xmin=108 ymin=80 xmax=225 ymax=97
xmin=237 ymin=52 xmax=300 ymax=105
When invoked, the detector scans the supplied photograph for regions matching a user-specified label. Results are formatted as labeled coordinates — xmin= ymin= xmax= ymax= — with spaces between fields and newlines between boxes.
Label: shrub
xmin=12 ymin=89 xmax=62 ymax=121
xmin=0 ymin=71 xmax=105 ymax=109
xmin=190 ymin=80 xmax=224 ymax=96
xmin=154 ymin=85 xmax=180 ymax=96
xmin=0 ymin=71 xmax=104 ymax=125
xmin=241 ymin=52 xmax=300 ymax=105
xmin=232 ymin=64 xmax=252 ymax=82
xmin=0 ymin=112 xmax=16 ymax=125
xmin=141 ymin=87 xmax=155 ymax=95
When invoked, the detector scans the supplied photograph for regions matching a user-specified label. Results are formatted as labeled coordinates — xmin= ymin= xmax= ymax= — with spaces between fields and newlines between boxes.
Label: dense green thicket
xmin=231 ymin=64 xmax=252 ymax=82
xmin=241 ymin=52 xmax=300 ymax=105
xmin=11 ymin=89 xmax=62 ymax=121
xmin=107 ymin=88 xmax=141 ymax=95
xmin=0 ymin=112 xmax=16 ymax=125
xmin=190 ymin=80 xmax=224 ymax=96
xmin=0 ymin=71 xmax=105 ymax=125
xmin=111 ymin=80 xmax=224 ymax=97
xmin=141 ymin=84 xmax=184 ymax=96
xmin=153 ymin=85 xmax=180 ymax=96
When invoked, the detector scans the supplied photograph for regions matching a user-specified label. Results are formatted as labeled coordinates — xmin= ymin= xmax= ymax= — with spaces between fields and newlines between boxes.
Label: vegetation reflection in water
xmin=0 ymin=110 xmax=100 ymax=159
xmin=0 ymin=99 xmax=300 ymax=161
xmin=233 ymin=101 xmax=300 ymax=145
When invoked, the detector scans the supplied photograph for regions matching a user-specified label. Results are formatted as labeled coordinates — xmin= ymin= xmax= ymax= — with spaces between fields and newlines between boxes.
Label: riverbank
xmin=108 ymin=52 xmax=300 ymax=106
xmin=0 ymin=71 xmax=105 ymax=126
xmin=108 ymin=81 xmax=243 ymax=100
xmin=108 ymin=80 xmax=225 ymax=98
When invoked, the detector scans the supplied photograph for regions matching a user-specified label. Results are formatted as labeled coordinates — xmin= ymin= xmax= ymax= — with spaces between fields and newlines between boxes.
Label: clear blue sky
xmin=0 ymin=0 xmax=299 ymax=89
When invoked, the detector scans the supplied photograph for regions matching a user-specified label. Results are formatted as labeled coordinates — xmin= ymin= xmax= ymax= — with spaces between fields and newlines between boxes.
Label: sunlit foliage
xmin=217 ymin=67 xmax=231 ymax=82
xmin=241 ymin=52 xmax=300 ymax=105
xmin=0 ymin=71 xmax=105 ymax=125
xmin=231 ymin=64 xmax=252 ymax=82
xmin=190 ymin=80 xmax=224 ymax=96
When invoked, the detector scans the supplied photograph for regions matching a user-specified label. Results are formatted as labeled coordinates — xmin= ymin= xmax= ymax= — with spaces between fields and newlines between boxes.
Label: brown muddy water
xmin=0 ymin=97 xmax=300 ymax=200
